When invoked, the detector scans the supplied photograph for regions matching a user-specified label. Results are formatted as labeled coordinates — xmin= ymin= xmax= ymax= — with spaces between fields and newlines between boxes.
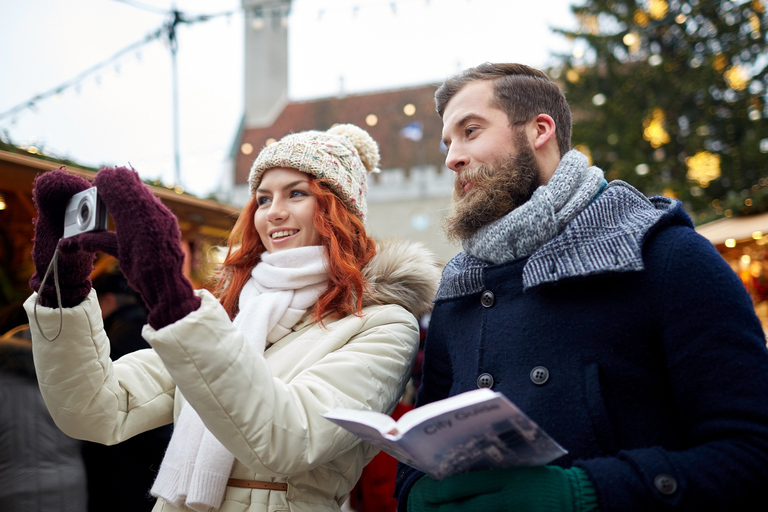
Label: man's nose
xmin=445 ymin=144 xmax=467 ymax=172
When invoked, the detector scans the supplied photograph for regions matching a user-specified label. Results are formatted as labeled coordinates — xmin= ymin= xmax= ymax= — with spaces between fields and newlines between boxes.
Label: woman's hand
xmin=66 ymin=167 xmax=201 ymax=329
xmin=29 ymin=169 xmax=97 ymax=308
xmin=94 ymin=166 xmax=200 ymax=329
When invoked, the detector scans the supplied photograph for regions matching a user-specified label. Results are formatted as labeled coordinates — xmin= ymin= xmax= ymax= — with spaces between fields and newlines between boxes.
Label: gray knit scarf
xmin=463 ymin=149 xmax=604 ymax=264
xmin=435 ymin=150 xmax=605 ymax=301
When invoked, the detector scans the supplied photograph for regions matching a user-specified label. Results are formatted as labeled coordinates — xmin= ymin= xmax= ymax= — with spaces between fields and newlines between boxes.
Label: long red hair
xmin=213 ymin=177 xmax=377 ymax=324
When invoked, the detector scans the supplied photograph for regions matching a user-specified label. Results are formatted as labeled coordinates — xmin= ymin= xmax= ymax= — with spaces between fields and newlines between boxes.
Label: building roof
xmin=696 ymin=211 xmax=768 ymax=245
xmin=234 ymin=84 xmax=446 ymax=186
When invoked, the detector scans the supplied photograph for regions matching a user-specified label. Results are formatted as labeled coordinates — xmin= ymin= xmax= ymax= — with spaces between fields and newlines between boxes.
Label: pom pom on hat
xmin=248 ymin=124 xmax=380 ymax=221
xmin=327 ymin=124 xmax=380 ymax=174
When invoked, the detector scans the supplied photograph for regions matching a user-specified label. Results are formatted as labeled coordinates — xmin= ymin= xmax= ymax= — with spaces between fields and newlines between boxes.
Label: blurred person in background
xmin=0 ymin=323 xmax=87 ymax=512
xmin=24 ymin=124 xmax=439 ymax=512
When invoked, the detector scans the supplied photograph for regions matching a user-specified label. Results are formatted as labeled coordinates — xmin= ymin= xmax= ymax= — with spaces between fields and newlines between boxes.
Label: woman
xmin=24 ymin=124 xmax=440 ymax=512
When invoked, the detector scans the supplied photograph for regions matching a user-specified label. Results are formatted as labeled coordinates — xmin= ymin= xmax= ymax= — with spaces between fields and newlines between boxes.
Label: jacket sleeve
xmin=142 ymin=289 xmax=419 ymax=476
xmin=575 ymin=226 xmax=768 ymax=511
xmin=23 ymin=289 xmax=176 ymax=443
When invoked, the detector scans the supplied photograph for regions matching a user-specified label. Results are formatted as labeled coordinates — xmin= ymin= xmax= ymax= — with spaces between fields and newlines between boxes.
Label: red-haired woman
xmin=24 ymin=124 xmax=440 ymax=512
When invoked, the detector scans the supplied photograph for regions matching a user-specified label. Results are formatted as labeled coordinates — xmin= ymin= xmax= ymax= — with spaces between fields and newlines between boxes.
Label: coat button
xmin=480 ymin=290 xmax=495 ymax=308
xmin=530 ymin=366 xmax=549 ymax=385
xmin=477 ymin=373 xmax=494 ymax=388
xmin=654 ymin=474 xmax=678 ymax=495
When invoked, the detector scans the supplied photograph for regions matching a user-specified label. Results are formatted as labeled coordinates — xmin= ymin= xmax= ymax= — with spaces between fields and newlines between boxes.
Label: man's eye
xmin=466 ymin=127 xmax=477 ymax=137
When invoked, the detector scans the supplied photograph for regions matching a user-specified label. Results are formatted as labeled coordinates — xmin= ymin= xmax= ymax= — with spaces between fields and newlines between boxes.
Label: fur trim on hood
xmin=361 ymin=239 xmax=440 ymax=319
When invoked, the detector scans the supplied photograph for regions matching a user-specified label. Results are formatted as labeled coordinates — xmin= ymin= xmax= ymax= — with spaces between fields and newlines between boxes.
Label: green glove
xmin=407 ymin=466 xmax=598 ymax=512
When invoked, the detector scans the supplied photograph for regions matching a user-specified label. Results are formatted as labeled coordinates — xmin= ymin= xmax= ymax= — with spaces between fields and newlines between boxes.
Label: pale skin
xmin=441 ymin=80 xmax=561 ymax=189
xmin=254 ymin=167 xmax=322 ymax=253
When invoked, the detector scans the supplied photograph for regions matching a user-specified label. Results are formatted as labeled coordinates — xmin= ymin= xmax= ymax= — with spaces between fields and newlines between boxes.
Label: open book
xmin=322 ymin=388 xmax=567 ymax=480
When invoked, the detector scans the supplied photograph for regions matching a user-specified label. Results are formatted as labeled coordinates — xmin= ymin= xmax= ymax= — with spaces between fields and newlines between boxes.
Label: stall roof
xmin=0 ymin=149 xmax=240 ymax=239
xmin=695 ymin=211 xmax=768 ymax=245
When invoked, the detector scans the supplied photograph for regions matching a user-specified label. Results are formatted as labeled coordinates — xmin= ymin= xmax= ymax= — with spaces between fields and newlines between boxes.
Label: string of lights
xmin=110 ymin=0 xmax=173 ymax=16
xmin=0 ymin=27 xmax=164 ymax=123
xmin=0 ymin=5 xmax=241 ymax=124
xmin=1 ymin=0 xmax=459 ymax=125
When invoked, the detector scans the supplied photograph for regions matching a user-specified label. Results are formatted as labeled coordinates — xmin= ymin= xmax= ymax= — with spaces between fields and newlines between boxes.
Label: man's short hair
xmin=435 ymin=62 xmax=572 ymax=157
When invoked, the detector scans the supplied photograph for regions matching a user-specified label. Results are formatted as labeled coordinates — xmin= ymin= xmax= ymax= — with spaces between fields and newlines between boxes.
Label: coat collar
xmin=359 ymin=239 xmax=441 ymax=319
xmin=291 ymin=239 xmax=441 ymax=330
xmin=522 ymin=181 xmax=683 ymax=289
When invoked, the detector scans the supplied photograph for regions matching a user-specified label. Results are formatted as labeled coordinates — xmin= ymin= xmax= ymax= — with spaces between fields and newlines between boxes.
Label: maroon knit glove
xmin=64 ymin=167 xmax=200 ymax=329
xmin=29 ymin=169 xmax=98 ymax=308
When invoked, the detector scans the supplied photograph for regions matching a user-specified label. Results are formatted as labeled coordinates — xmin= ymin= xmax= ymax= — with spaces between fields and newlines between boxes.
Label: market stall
xmin=697 ymin=212 xmax=768 ymax=338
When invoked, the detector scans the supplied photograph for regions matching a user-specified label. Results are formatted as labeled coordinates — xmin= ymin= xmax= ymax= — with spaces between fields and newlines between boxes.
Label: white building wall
xmin=366 ymin=165 xmax=459 ymax=264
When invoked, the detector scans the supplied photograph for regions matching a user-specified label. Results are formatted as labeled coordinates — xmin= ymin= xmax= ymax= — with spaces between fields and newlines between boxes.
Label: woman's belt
xmin=227 ymin=478 xmax=288 ymax=491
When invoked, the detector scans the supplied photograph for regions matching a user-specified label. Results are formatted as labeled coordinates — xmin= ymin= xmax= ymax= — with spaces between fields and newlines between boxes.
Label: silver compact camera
xmin=63 ymin=187 xmax=109 ymax=239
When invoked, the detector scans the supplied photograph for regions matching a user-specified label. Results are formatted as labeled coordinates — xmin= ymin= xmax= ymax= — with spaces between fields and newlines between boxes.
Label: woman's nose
xmin=266 ymin=198 xmax=288 ymax=222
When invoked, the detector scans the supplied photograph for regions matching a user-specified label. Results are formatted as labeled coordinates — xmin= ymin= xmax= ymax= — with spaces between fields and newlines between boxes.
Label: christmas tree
xmin=551 ymin=0 xmax=768 ymax=223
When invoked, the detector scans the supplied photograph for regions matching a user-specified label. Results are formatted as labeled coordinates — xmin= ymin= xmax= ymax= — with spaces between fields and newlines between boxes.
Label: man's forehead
xmin=443 ymin=82 xmax=495 ymax=120
xmin=441 ymin=81 xmax=505 ymax=137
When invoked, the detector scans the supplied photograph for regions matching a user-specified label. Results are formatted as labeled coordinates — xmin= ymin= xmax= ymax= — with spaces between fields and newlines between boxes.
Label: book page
xmin=321 ymin=408 xmax=398 ymax=436
xmin=396 ymin=392 xmax=567 ymax=479
xmin=394 ymin=388 xmax=499 ymax=434
xmin=321 ymin=409 xmax=421 ymax=465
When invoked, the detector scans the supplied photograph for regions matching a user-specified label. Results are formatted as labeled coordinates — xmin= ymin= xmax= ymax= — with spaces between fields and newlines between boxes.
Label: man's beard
xmin=443 ymin=131 xmax=541 ymax=243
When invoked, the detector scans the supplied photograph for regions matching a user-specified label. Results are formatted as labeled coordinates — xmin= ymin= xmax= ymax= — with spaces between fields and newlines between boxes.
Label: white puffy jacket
xmin=24 ymin=240 xmax=439 ymax=512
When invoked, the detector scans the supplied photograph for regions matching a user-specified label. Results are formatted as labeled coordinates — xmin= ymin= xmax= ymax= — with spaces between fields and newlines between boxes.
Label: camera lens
xmin=79 ymin=202 xmax=91 ymax=226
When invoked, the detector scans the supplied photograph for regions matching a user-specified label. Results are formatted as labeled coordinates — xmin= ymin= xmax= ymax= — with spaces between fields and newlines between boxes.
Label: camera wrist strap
xmin=33 ymin=241 xmax=64 ymax=342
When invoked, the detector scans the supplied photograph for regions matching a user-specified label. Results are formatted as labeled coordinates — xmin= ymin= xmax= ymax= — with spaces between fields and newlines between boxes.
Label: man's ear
xmin=531 ymin=114 xmax=556 ymax=150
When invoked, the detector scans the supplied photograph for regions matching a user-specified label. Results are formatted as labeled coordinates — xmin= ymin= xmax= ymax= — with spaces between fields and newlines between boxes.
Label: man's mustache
xmin=454 ymin=156 xmax=519 ymax=197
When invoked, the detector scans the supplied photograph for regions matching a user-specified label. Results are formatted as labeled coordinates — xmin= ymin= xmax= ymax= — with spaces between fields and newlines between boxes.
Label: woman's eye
xmin=290 ymin=190 xmax=308 ymax=198
xmin=257 ymin=196 xmax=270 ymax=206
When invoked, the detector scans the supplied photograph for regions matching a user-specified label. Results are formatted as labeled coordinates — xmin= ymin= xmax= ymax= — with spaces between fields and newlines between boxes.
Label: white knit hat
xmin=248 ymin=124 xmax=381 ymax=221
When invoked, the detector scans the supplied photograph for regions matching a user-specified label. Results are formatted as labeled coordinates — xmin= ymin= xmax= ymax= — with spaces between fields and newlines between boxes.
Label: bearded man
xmin=395 ymin=63 xmax=768 ymax=512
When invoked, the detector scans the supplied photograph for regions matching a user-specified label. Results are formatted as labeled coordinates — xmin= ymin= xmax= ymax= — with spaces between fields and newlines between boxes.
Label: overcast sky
xmin=0 ymin=0 xmax=577 ymax=197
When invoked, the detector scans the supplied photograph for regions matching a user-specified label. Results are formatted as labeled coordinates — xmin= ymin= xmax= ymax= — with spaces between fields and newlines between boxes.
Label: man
xmin=395 ymin=63 xmax=768 ymax=511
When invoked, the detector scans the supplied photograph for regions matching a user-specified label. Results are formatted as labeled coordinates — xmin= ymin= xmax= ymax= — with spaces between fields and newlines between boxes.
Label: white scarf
xmin=151 ymin=245 xmax=329 ymax=511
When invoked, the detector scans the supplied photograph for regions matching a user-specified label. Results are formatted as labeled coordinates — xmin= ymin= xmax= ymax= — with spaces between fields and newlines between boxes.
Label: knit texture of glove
xmin=70 ymin=167 xmax=201 ymax=329
xmin=407 ymin=466 xmax=598 ymax=512
xmin=29 ymin=169 xmax=97 ymax=308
